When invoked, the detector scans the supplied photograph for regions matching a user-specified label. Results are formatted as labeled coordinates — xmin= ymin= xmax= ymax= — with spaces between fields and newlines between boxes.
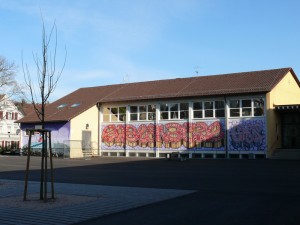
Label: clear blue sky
xmin=1 ymin=0 xmax=300 ymax=101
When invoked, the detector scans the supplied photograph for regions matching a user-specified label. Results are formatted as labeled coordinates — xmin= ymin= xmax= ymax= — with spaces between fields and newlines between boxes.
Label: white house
xmin=0 ymin=95 xmax=24 ymax=150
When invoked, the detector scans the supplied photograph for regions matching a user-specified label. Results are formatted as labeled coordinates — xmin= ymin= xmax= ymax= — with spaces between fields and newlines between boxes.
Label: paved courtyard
xmin=1 ymin=155 xmax=300 ymax=225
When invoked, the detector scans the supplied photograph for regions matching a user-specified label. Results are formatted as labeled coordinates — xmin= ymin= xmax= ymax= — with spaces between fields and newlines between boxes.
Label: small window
xmin=57 ymin=104 xmax=67 ymax=109
xmin=70 ymin=103 xmax=81 ymax=108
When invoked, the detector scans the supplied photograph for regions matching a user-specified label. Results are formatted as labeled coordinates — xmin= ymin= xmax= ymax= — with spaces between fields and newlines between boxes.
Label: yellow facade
xmin=69 ymin=105 xmax=99 ymax=158
xmin=266 ymin=71 xmax=300 ymax=156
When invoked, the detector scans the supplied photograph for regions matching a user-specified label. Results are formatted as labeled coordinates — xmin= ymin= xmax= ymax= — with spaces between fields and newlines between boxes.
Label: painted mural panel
xmin=228 ymin=118 xmax=266 ymax=151
xmin=191 ymin=120 xmax=225 ymax=151
xmin=21 ymin=122 xmax=70 ymax=151
xmin=101 ymin=123 xmax=156 ymax=150
xmin=101 ymin=120 xmax=225 ymax=151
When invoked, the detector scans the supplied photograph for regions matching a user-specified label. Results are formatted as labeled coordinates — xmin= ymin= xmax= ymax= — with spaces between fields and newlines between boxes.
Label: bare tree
xmin=23 ymin=20 xmax=66 ymax=127
xmin=22 ymin=19 xmax=66 ymax=202
xmin=0 ymin=56 xmax=24 ymax=101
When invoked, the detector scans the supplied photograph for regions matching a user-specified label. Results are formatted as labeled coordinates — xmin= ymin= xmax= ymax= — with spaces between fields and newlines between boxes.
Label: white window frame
xmin=129 ymin=104 xmax=156 ymax=121
xmin=228 ymin=98 xmax=265 ymax=118
xmin=159 ymin=102 xmax=189 ymax=120
xmin=103 ymin=106 xmax=126 ymax=122
xmin=192 ymin=100 xmax=225 ymax=119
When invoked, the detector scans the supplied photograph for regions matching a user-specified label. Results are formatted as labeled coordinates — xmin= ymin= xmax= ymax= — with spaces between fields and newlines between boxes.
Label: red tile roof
xmin=18 ymin=67 xmax=299 ymax=123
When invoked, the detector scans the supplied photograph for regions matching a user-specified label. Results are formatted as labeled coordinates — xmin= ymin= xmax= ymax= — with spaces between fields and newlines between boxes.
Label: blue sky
xmin=1 ymin=0 xmax=300 ymax=101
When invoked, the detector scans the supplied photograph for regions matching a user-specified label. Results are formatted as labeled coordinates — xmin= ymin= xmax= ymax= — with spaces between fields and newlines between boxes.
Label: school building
xmin=18 ymin=67 xmax=300 ymax=159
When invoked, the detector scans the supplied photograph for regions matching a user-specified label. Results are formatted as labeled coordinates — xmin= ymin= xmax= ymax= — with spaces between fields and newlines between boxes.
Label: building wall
xmin=266 ymin=71 xmax=300 ymax=155
xmin=70 ymin=105 xmax=99 ymax=158
xmin=100 ymin=97 xmax=267 ymax=158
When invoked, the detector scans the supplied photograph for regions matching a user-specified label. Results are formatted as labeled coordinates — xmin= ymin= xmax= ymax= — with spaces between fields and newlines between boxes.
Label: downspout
xmin=96 ymin=103 xmax=101 ymax=157
xmin=224 ymin=96 xmax=228 ymax=158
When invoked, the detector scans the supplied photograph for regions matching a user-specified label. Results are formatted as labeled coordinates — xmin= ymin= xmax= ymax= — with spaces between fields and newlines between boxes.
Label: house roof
xmin=18 ymin=67 xmax=299 ymax=123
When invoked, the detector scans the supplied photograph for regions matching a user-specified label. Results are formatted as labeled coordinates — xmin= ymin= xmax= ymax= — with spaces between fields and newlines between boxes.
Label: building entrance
xmin=282 ymin=113 xmax=300 ymax=148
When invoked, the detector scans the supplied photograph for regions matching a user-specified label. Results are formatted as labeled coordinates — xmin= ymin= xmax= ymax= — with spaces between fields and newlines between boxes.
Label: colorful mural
xmin=228 ymin=118 xmax=266 ymax=151
xmin=21 ymin=122 xmax=70 ymax=151
xmin=101 ymin=120 xmax=225 ymax=151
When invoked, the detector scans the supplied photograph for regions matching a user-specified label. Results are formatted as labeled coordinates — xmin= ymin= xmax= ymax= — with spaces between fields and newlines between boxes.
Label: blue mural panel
xmin=21 ymin=122 xmax=70 ymax=150
xmin=228 ymin=118 xmax=266 ymax=151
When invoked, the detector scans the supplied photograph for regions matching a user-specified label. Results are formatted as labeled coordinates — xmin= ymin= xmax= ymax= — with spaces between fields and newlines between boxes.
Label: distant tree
xmin=0 ymin=56 xmax=24 ymax=101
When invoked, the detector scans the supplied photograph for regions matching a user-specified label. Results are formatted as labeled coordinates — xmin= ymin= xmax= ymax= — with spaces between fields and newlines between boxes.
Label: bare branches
xmin=0 ymin=56 xmax=24 ymax=102
xmin=22 ymin=19 xmax=66 ymax=125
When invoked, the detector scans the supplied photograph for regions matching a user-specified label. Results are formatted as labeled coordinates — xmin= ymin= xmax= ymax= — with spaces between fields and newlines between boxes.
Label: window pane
xmin=193 ymin=110 xmax=203 ymax=118
xmin=215 ymin=109 xmax=225 ymax=117
xmin=160 ymin=104 xmax=168 ymax=111
xmin=170 ymin=103 xmax=178 ymax=111
xmin=140 ymin=112 xmax=147 ymax=120
xmin=130 ymin=106 xmax=138 ymax=113
xmin=230 ymin=109 xmax=240 ymax=117
xmin=148 ymin=105 xmax=156 ymax=112
xmin=119 ymin=114 xmax=126 ymax=121
xmin=148 ymin=112 xmax=156 ymax=120
xmin=139 ymin=105 xmax=147 ymax=113
xmin=161 ymin=112 xmax=168 ymax=119
xmin=254 ymin=98 xmax=264 ymax=107
xmin=230 ymin=100 xmax=239 ymax=108
xmin=171 ymin=111 xmax=178 ymax=119
xmin=103 ymin=107 xmax=110 ymax=114
xmin=130 ymin=114 xmax=138 ymax=121
xmin=254 ymin=108 xmax=264 ymax=116
xmin=242 ymin=100 xmax=251 ymax=107
xmin=204 ymin=102 xmax=213 ymax=109
xmin=205 ymin=110 xmax=213 ymax=117
xmin=180 ymin=103 xmax=189 ymax=110
xmin=103 ymin=114 xmax=110 ymax=122
xmin=180 ymin=111 xmax=189 ymax=119
xmin=111 ymin=107 xmax=118 ymax=115
xmin=119 ymin=107 xmax=126 ymax=114
xmin=193 ymin=102 xmax=202 ymax=110
xmin=111 ymin=115 xmax=118 ymax=122
xmin=242 ymin=108 xmax=251 ymax=116
xmin=215 ymin=101 xmax=224 ymax=109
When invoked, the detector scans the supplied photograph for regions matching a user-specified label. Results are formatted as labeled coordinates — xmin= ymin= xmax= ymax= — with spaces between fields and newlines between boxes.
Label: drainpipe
xmin=96 ymin=103 xmax=101 ymax=157
xmin=224 ymin=96 xmax=229 ymax=158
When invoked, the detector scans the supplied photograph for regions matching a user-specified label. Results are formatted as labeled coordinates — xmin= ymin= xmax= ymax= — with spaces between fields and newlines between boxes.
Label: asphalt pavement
xmin=1 ymin=156 xmax=300 ymax=225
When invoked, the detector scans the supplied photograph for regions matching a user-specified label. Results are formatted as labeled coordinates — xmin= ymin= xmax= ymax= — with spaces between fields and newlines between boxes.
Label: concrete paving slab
xmin=0 ymin=179 xmax=195 ymax=225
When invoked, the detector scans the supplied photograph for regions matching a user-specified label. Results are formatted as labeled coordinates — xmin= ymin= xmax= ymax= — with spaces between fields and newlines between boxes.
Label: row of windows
xmin=103 ymin=98 xmax=265 ymax=122
xmin=0 ymin=111 xmax=19 ymax=120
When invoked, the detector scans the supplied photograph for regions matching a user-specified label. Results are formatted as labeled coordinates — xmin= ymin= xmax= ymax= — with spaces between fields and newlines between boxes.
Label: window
xmin=193 ymin=100 xmax=225 ymax=118
xmin=103 ymin=106 xmax=126 ymax=122
xmin=229 ymin=98 xmax=265 ymax=117
xmin=204 ymin=101 xmax=213 ymax=118
xmin=160 ymin=103 xmax=188 ymax=120
xmin=215 ymin=101 xmax=225 ymax=117
xmin=254 ymin=98 xmax=264 ymax=116
xmin=160 ymin=104 xmax=169 ymax=120
xmin=130 ymin=105 xmax=156 ymax=121
xmin=57 ymin=104 xmax=67 ymax=109
xmin=6 ymin=112 xmax=13 ymax=120
xmin=70 ymin=103 xmax=81 ymax=108
xmin=193 ymin=102 xmax=203 ymax=118
xmin=242 ymin=100 xmax=252 ymax=116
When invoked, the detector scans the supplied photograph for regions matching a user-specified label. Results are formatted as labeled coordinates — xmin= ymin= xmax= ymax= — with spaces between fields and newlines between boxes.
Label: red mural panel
xmin=101 ymin=121 xmax=225 ymax=150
